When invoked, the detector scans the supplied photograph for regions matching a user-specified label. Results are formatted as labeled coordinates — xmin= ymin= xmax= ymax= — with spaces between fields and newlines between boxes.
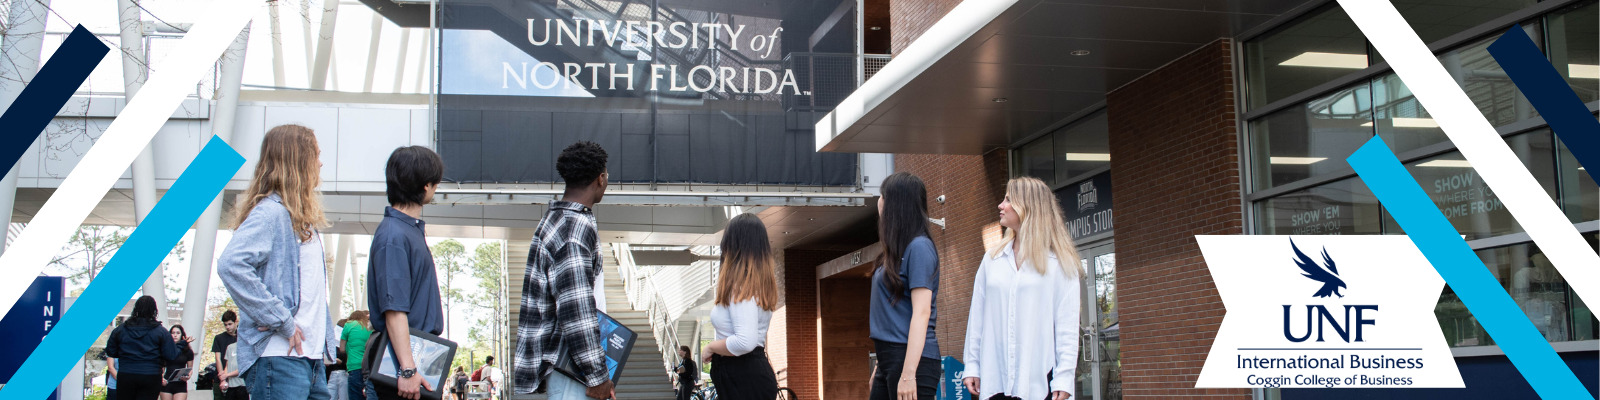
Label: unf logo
xmin=1077 ymin=180 xmax=1098 ymax=212
xmin=1282 ymin=240 xmax=1377 ymax=343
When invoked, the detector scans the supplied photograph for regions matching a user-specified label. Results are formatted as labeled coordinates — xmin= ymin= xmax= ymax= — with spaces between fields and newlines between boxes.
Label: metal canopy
xmin=816 ymin=0 xmax=1312 ymax=155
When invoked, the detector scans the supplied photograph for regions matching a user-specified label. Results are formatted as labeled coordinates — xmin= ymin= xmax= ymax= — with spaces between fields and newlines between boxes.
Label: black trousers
xmin=869 ymin=340 xmax=938 ymax=400
xmin=676 ymin=378 xmax=697 ymax=400
xmin=117 ymin=373 xmax=163 ymax=400
xmin=707 ymin=347 xmax=777 ymax=400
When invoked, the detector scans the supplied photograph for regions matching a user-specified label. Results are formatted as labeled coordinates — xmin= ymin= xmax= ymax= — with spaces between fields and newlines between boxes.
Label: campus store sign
xmin=1056 ymin=171 xmax=1113 ymax=240
xmin=437 ymin=0 xmax=856 ymax=185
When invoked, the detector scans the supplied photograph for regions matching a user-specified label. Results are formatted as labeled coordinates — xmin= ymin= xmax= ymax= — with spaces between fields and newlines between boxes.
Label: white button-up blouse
xmin=961 ymin=244 xmax=1082 ymax=400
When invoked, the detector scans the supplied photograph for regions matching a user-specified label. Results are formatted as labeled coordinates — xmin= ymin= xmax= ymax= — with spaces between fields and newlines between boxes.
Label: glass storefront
xmin=1244 ymin=0 xmax=1600 ymax=353
xmin=1013 ymin=109 xmax=1109 ymax=188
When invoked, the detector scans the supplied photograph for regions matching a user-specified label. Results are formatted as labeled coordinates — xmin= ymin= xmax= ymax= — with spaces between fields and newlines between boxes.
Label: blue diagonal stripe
xmin=0 ymin=25 xmax=109 ymax=174
xmin=1488 ymin=26 xmax=1600 ymax=176
xmin=0 ymin=136 xmax=242 ymax=400
xmin=1347 ymin=136 xmax=1589 ymax=399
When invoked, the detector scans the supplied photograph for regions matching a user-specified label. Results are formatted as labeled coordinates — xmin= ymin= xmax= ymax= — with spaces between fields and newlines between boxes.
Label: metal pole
xmin=120 ymin=0 xmax=167 ymax=308
xmin=181 ymin=25 xmax=250 ymax=392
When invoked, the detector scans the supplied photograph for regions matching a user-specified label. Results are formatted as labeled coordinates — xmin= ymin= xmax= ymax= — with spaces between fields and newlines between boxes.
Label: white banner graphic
xmin=1196 ymin=236 xmax=1465 ymax=388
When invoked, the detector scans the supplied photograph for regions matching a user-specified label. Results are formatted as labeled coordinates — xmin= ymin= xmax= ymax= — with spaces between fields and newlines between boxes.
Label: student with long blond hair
xmin=217 ymin=124 xmax=339 ymax=400
xmin=700 ymin=213 xmax=780 ymax=400
xmin=962 ymin=176 xmax=1082 ymax=400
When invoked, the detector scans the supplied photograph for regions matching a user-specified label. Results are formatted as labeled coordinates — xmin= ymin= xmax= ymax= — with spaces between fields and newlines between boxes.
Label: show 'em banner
xmin=1196 ymin=236 xmax=1464 ymax=389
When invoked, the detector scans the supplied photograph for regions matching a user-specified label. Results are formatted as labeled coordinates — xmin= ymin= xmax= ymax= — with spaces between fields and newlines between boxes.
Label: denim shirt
xmin=216 ymin=193 xmax=339 ymax=374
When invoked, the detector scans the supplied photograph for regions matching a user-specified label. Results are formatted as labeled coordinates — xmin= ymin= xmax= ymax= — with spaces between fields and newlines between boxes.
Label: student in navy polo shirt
xmin=365 ymin=146 xmax=447 ymax=400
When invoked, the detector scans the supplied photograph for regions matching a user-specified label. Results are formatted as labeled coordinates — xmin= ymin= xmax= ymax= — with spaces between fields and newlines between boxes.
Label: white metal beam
xmin=362 ymin=12 xmax=382 ymax=92
xmin=310 ymin=0 xmax=340 ymax=89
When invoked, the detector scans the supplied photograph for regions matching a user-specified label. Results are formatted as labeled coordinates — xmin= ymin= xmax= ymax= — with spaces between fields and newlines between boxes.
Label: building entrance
xmin=1077 ymin=241 xmax=1120 ymax=400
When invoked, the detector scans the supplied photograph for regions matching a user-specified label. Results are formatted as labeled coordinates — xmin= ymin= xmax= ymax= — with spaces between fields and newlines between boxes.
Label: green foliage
xmin=86 ymin=385 xmax=107 ymax=400
xmin=430 ymin=239 xmax=470 ymax=336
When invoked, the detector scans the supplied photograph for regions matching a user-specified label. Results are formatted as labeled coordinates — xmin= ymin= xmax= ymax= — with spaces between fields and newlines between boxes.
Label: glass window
xmin=1546 ymin=1 xmax=1600 ymax=105
xmin=1250 ymin=84 xmax=1373 ymax=191
xmin=1020 ymin=135 xmax=1055 ymax=186
xmin=1394 ymin=0 xmax=1538 ymax=45
xmin=1255 ymin=178 xmax=1382 ymax=235
xmin=1438 ymin=240 xmax=1584 ymax=347
xmin=1383 ymin=131 xmax=1557 ymax=240
xmin=1558 ymin=135 xmax=1597 ymax=222
xmin=1373 ymin=23 xmax=1542 ymax=155
xmin=1573 ymin=233 xmax=1599 ymax=341
xmin=1246 ymin=5 xmax=1370 ymax=109
xmin=1053 ymin=111 xmax=1110 ymax=182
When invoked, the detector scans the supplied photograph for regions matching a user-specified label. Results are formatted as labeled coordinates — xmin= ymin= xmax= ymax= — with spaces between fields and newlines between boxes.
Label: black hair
xmin=385 ymin=146 xmax=445 ymax=206
xmin=170 ymin=324 xmax=187 ymax=339
xmin=679 ymin=345 xmax=691 ymax=354
xmin=877 ymin=172 xmax=931 ymax=304
xmin=556 ymin=141 xmax=608 ymax=187
xmin=485 ymin=356 xmax=495 ymax=364
xmin=221 ymin=309 xmax=237 ymax=323
xmin=131 ymin=295 xmax=159 ymax=322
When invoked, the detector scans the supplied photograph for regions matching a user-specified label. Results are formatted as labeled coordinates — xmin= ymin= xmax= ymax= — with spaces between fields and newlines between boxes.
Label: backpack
xmin=194 ymin=363 xmax=218 ymax=390
xmin=471 ymin=367 xmax=483 ymax=382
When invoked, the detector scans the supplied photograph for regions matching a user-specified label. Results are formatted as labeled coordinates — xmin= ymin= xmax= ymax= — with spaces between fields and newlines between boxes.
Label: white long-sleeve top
xmin=961 ymin=244 xmax=1081 ymax=400
xmin=711 ymin=298 xmax=773 ymax=356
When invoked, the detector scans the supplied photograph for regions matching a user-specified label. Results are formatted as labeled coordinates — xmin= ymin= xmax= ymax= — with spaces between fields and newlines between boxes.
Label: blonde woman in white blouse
xmin=700 ymin=213 xmax=780 ymax=400
xmin=962 ymin=176 xmax=1082 ymax=400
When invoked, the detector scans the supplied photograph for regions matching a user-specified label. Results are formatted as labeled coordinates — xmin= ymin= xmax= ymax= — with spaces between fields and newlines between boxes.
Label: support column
xmin=329 ymin=234 xmax=351 ymax=318
xmin=119 ymin=0 xmax=167 ymax=308
xmin=0 ymin=0 xmax=53 ymax=258
xmin=180 ymin=25 xmax=250 ymax=392
xmin=310 ymin=0 xmax=340 ymax=89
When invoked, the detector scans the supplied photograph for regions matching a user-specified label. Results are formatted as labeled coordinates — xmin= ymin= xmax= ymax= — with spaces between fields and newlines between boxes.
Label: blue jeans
xmin=348 ymin=369 xmax=366 ymax=400
xmin=546 ymin=372 xmax=601 ymax=400
xmin=245 ymin=357 xmax=330 ymax=400
xmin=329 ymin=370 xmax=349 ymax=400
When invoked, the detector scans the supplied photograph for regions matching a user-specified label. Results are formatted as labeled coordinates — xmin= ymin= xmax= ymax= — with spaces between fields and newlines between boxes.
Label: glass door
xmin=1075 ymin=242 xmax=1120 ymax=400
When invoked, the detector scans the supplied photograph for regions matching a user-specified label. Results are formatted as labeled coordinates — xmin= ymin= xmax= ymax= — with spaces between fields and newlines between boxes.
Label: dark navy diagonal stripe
xmin=0 ymin=25 xmax=108 ymax=175
xmin=1488 ymin=26 xmax=1599 ymax=175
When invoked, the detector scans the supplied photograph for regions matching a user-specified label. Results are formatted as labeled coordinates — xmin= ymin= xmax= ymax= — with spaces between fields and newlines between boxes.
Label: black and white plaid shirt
xmin=514 ymin=201 xmax=608 ymax=393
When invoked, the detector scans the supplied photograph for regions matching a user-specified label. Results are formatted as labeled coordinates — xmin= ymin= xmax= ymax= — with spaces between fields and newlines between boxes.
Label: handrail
xmin=614 ymin=244 xmax=684 ymax=381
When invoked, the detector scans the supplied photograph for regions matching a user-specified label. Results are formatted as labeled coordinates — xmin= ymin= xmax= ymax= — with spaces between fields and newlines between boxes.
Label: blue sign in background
xmin=0 ymin=276 xmax=64 ymax=400
xmin=939 ymin=356 xmax=973 ymax=400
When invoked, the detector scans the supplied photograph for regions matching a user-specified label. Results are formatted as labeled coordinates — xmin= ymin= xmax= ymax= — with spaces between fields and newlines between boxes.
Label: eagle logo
xmin=1291 ymin=239 xmax=1346 ymax=298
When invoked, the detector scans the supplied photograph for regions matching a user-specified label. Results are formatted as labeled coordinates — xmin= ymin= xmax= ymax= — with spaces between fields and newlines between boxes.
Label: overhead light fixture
xmin=870 ymin=26 xmax=882 ymax=30
xmin=1569 ymin=63 xmax=1599 ymax=79
xmin=1064 ymin=153 xmax=1110 ymax=161
xmin=1070 ymin=50 xmax=1090 ymax=56
xmin=1280 ymin=52 xmax=1368 ymax=69
xmin=1418 ymin=159 xmax=1472 ymax=168
xmin=1270 ymin=157 xmax=1327 ymax=165
xmin=992 ymin=97 xmax=1008 ymax=103
xmin=1361 ymin=117 xmax=1438 ymax=128
xmin=1578 ymin=167 xmax=1586 ymax=171
xmin=783 ymin=231 xmax=791 ymax=234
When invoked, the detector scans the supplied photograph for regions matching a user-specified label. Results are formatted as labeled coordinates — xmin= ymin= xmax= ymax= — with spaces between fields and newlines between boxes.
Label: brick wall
xmin=1105 ymin=38 xmax=1249 ymax=399
xmin=771 ymin=249 xmax=847 ymax=400
xmin=893 ymin=150 xmax=1010 ymax=361
xmin=889 ymin=0 xmax=960 ymax=54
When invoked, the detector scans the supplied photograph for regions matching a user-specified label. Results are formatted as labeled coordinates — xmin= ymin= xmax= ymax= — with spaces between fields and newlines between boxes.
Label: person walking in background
xmin=218 ymin=343 xmax=247 ymax=400
xmin=451 ymin=367 xmax=467 ymax=400
xmin=366 ymin=145 xmax=447 ymax=400
xmin=514 ymin=141 xmax=615 ymax=400
xmin=342 ymin=310 xmax=372 ymax=400
xmin=673 ymin=346 xmax=697 ymax=400
xmin=328 ymin=318 xmax=350 ymax=400
xmin=105 ymin=296 xmax=181 ymax=400
xmin=869 ymin=172 xmax=941 ymax=400
xmin=159 ymin=325 xmax=196 ymax=400
xmin=701 ymin=214 xmax=780 ymax=400
xmin=962 ymin=176 xmax=1082 ymax=400
xmin=216 ymin=124 xmax=340 ymax=400
xmin=210 ymin=310 xmax=238 ymax=400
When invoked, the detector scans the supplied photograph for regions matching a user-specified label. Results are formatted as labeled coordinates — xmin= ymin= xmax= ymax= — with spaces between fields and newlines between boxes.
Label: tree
xmin=430 ymin=239 xmax=469 ymax=338
xmin=161 ymin=240 xmax=189 ymax=305
xmin=466 ymin=241 xmax=505 ymax=370
xmin=49 ymin=225 xmax=130 ymax=293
